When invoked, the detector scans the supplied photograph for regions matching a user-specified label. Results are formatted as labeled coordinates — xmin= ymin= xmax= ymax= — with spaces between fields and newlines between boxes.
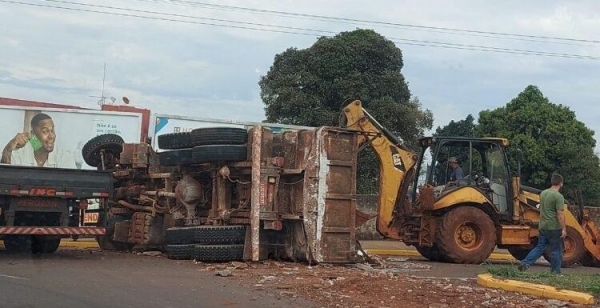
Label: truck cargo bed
xmin=0 ymin=164 xmax=113 ymax=199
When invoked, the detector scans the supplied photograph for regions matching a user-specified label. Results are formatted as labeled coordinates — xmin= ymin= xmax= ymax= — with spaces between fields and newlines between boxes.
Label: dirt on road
xmin=193 ymin=256 xmax=592 ymax=308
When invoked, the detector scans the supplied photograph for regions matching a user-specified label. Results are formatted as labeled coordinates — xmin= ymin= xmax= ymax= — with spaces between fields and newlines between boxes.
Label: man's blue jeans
xmin=520 ymin=229 xmax=564 ymax=274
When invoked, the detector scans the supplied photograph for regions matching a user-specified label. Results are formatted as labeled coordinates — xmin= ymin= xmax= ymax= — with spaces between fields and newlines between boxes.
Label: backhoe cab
xmin=342 ymin=99 xmax=600 ymax=267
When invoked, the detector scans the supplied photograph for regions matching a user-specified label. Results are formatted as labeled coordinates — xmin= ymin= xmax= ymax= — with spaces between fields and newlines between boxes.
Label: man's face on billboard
xmin=33 ymin=118 xmax=56 ymax=152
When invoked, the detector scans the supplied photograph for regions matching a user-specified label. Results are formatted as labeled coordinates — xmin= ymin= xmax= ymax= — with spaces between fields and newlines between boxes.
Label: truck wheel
xmin=96 ymin=214 xmax=132 ymax=252
xmin=159 ymin=149 xmax=195 ymax=166
xmin=193 ymin=244 xmax=244 ymax=262
xmin=191 ymin=127 xmax=248 ymax=146
xmin=158 ymin=132 xmax=193 ymax=149
xmin=166 ymin=244 xmax=195 ymax=260
xmin=32 ymin=237 xmax=61 ymax=254
xmin=191 ymin=145 xmax=247 ymax=163
xmin=82 ymin=134 xmax=125 ymax=167
xmin=436 ymin=206 xmax=496 ymax=264
xmin=543 ymin=226 xmax=585 ymax=267
xmin=415 ymin=244 xmax=448 ymax=262
xmin=507 ymin=247 xmax=532 ymax=261
xmin=3 ymin=235 xmax=32 ymax=253
xmin=165 ymin=225 xmax=247 ymax=245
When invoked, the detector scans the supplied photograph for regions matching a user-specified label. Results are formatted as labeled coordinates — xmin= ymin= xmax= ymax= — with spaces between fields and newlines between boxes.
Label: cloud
xmin=1 ymin=0 xmax=599 ymax=152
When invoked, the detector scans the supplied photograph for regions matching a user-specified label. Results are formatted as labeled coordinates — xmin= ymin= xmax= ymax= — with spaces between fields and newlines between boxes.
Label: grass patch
xmin=485 ymin=264 xmax=600 ymax=297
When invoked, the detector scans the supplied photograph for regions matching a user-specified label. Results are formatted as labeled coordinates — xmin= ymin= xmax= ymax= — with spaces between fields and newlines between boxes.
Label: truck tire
xmin=191 ymin=127 xmax=248 ymax=146
xmin=436 ymin=206 xmax=496 ymax=264
xmin=82 ymin=134 xmax=124 ymax=167
xmin=159 ymin=149 xmax=195 ymax=166
xmin=32 ymin=237 xmax=61 ymax=254
xmin=191 ymin=145 xmax=247 ymax=163
xmin=543 ymin=226 xmax=585 ymax=267
xmin=193 ymin=244 xmax=244 ymax=262
xmin=165 ymin=225 xmax=247 ymax=245
xmin=158 ymin=132 xmax=193 ymax=149
xmin=507 ymin=247 xmax=532 ymax=261
xmin=415 ymin=244 xmax=448 ymax=262
xmin=166 ymin=244 xmax=195 ymax=260
xmin=3 ymin=235 xmax=32 ymax=253
xmin=96 ymin=214 xmax=132 ymax=252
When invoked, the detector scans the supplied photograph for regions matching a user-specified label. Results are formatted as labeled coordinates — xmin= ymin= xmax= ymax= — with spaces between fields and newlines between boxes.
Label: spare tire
xmin=191 ymin=145 xmax=247 ymax=163
xmin=82 ymin=134 xmax=124 ymax=167
xmin=158 ymin=132 xmax=193 ymax=150
xmin=166 ymin=244 xmax=195 ymax=260
xmin=165 ymin=225 xmax=247 ymax=245
xmin=193 ymin=245 xmax=244 ymax=262
xmin=191 ymin=127 xmax=248 ymax=146
xmin=159 ymin=149 xmax=195 ymax=166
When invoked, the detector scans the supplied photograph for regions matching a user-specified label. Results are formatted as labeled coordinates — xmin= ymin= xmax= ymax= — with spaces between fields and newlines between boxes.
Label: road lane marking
xmin=0 ymin=274 xmax=27 ymax=280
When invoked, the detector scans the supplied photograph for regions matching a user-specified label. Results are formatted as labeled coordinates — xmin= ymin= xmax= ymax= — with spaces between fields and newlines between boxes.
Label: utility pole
xmin=90 ymin=62 xmax=115 ymax=106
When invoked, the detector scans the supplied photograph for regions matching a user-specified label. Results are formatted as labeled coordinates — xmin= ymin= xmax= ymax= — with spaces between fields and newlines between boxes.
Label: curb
xmin=59 ymin=240 xmax=100 ymax=249
xmin=0 ymin=239 xmax=100 ymax=250
xmin=477 ymin=273 xmax=595 ymax=305
xmin=365 ymin=249 xmax=516 ymax=261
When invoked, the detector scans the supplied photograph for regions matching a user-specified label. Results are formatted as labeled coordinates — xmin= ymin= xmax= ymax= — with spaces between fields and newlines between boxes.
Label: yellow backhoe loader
xmin=342 ymin=99 xmax=600 ymax=267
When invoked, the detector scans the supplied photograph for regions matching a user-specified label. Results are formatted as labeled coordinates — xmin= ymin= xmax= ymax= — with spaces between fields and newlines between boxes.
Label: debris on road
xmin=192 ymin=260 xmax=578 ymax=308
xmin=141 ymin=251 xmax=162 ymax=257
xmin=215 ymin=270 xmax=233 ymax=277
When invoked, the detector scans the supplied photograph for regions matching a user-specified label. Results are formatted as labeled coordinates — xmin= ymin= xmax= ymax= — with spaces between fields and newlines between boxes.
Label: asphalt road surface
xmin=0 ymin=248 xmax=312 ymax=308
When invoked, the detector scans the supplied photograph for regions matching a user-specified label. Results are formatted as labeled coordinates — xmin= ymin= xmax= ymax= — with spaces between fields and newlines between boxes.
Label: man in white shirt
xmin=1 ymin=113 xmax=76 ymax=168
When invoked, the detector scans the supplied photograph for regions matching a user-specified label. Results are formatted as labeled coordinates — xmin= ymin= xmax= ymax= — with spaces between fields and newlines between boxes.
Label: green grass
xmin=485 ymin=264 xmax=600 ymax=297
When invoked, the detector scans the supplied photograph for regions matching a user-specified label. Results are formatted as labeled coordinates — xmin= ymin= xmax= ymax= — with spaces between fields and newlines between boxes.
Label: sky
xmin=1 ymin=0 xmax=599 ymax=150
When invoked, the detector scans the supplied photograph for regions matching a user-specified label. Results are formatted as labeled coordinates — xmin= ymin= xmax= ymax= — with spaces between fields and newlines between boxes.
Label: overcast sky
xmin=1 ymin=0 xmax=599 ymax=150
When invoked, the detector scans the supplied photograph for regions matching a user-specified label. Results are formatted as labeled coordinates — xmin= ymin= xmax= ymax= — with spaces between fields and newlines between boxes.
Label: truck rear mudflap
xmin=0 ymin=226 xmax=105 ymax=236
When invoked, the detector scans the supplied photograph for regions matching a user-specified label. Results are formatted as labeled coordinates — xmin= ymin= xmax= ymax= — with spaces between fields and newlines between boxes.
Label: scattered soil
xmin=193 ymin=257 xmax=591 ymax=308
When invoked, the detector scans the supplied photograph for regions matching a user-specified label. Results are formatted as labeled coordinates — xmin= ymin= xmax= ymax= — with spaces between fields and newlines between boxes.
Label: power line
xmin=45 ymin=0 xmax=333 ymax=35
xmin=3 ymin=0 xmax=600 ymax=61
xmin=1 ymin=0 xmax=324 ymax=36
xmin=130 ymin=0 xmax=600 ymax=45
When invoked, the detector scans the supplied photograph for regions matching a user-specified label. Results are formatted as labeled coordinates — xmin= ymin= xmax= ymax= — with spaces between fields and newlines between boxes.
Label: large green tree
xmin=260 ymin=29 xmax=433 ymax=193
xmin=477 ymin=85 xmax=600 ymax=205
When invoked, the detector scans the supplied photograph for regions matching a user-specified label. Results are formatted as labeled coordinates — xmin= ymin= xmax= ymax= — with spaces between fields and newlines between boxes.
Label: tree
xmin=260 ymin=29 xmax=433 ymax=193
xmin=477 ymin=85 xmax=600 ymax=205
xmin=434 ymin=114 xmax=476 ymax=138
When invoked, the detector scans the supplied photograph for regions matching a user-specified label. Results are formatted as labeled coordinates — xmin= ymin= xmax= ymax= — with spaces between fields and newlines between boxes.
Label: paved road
xmin=359 ymin=241 xmax=600 ymax=278
xmin=0 ymin=248 xmax=312 ymax=308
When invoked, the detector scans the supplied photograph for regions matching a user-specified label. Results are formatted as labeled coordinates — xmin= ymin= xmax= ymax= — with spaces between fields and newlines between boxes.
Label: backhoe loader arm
xmin=341 ymin=100 xmax=418 ymax=239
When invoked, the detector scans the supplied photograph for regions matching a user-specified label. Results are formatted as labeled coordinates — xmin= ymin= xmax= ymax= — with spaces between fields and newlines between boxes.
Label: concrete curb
xmin=477 ymin=273 xmax=595 ymax=305
xmin=0 ymin=239 xmax=100 ymax=250
xmin=59 ymin=240 xmax=99 ymax=249
xmin=365 ymin=249 xmax=516 ymax=261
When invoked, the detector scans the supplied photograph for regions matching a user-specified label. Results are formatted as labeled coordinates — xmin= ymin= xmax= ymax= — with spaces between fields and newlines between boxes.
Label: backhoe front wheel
xmin=436 ymin=206 xmax=496 ymax=264
xmin=543 ymin=226 xmax=585 ymax=267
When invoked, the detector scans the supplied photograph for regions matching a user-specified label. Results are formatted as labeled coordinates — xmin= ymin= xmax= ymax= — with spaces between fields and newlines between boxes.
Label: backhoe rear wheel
xmin=543 ymin=226 xmax=585 ymax=267
xmin=436 ymin=206 xmax=496 ymax=264
xmin=415 ymin=244 xmax=448 ymax=262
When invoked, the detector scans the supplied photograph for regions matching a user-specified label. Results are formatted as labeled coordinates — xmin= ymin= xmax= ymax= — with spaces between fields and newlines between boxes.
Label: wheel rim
xmin=454 ymin=221 xmax=483 ymax=251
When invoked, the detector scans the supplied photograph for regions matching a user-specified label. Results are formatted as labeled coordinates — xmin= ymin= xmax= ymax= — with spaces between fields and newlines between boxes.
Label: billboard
xmin=0 ymin=105 xmax=143 ymax=171
xmin=152 ymin=114 xmax=315 ymax=150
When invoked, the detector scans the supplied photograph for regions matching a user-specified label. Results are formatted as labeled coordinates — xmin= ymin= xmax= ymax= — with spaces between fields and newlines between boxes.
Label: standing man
xmin=518 ymin=173 xmax=566 ymax=274
xmin=448 ymin=157 xmax=464 ymax=182
xmin=1 ymin=113 xmax=75 ymax=168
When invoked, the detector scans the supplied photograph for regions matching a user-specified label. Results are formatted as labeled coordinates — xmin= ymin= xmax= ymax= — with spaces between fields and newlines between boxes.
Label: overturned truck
xmin=84 ymin=126 xmax=363 ymax=263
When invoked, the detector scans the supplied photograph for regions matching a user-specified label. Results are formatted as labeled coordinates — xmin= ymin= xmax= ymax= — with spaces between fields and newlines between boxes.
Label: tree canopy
xmin=260 ymin=29 xmax=433 ymax=193
xmin=476 ymin=85 xmax=600 ymax=204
